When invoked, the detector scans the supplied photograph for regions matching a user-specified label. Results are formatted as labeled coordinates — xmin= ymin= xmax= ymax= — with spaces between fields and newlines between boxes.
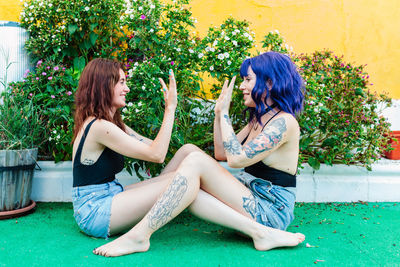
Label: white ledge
xmin=31 ymin=159 xmax=400 ymax=202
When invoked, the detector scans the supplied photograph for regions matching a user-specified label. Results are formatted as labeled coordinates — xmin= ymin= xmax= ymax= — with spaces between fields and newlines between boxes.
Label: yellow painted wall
xmin=1 ymin=0 xmax=399 ymax=98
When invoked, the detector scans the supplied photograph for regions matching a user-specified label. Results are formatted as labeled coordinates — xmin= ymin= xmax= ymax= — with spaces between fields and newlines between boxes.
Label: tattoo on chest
xmin=244 ymin=117 xmax=287 ymax=159
xmin=82 ymin=158 xmax=95 ymax=165
xmin=147 ymin=173 xmax=188 ymax=230
xmin=242 ymin=193 xmax=256 ymax=219
xmin=223 ymin=132 xmax=242 ymax=155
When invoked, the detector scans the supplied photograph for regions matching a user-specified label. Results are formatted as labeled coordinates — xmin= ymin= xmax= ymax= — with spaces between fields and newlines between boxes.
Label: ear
xmin=266 ymin=79 xmax=273 ymax=90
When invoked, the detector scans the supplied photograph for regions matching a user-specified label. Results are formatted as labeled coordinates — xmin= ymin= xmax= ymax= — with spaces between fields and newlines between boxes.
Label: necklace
xmin=252 ymin=103 xmax=278 ymax=130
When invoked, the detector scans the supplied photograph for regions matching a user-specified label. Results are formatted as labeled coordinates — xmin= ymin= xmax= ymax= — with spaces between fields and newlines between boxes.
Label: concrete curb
xmin=31 ymin=160 xmax=400 ymax=202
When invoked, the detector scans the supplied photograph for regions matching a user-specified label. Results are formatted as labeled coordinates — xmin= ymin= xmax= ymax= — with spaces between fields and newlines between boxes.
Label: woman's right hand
xmin=159 ymin=69 xmax=177 ymax=110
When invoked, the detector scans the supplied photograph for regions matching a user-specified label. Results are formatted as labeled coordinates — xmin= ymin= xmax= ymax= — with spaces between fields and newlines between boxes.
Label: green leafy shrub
xmin=9 ymin=60 xmax=78 ymax=161
xmin=20 ymin=0 xmax=126 ymax=68
xmin=294 ymin=50 xmax=392 ymax=170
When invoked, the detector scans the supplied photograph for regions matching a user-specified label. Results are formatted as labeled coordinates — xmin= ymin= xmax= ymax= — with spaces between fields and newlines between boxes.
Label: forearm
xmin=219 ymin=112 xmax=246 ymax=167
xmin=213 ymin=114 xmax=226 ymax=160
xmin=149 ymin=106 xmax=176 ymax=163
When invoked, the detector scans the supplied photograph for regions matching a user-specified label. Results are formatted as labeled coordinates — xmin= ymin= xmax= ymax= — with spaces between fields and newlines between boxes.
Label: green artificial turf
xmin=1 ymin=202 xmax=399 ymax=267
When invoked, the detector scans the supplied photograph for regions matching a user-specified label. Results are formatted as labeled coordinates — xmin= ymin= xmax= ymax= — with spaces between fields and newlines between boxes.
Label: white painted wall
xmin=31 ymin=160 xmax=400 ymax=203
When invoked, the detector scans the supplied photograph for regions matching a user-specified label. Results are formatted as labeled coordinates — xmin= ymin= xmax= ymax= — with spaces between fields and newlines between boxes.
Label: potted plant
xmin=0 ymin=90 xmax=44 ymax=219
xmin=384 ymin=131 xmax=400 ymax=160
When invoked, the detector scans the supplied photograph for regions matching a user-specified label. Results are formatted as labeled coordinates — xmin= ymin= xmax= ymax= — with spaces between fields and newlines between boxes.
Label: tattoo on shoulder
xmin=147 ymin=173 xmax=188 ymax=230
xmin=223 ymin=132 xmax=242 ymax=155
xmin=82 ymin=158 xmax=95 ymax=165
xmin=244 ymin=117 xmax=287 ymax=159
xmin=242 ymin=193 xmax=256 ymax=219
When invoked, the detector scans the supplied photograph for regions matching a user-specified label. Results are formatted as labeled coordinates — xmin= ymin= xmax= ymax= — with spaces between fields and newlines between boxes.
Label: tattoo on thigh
xmin=223 ymin=132 xmax=242 ymax=155
xmin=242 ymin=194 xmax=256 ymax=219
xmin=147 ymin=173 xmax=188 ymax=230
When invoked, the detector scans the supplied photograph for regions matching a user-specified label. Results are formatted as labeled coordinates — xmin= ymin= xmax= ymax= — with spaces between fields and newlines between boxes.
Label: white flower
xmin=189 ymin=49 xmax=194 ymax=53
xmin=224 ymin=36 xmax=230 ymax=41
xmin=194 ymin=19 xmax=198 ymax=23
xmin=149 ymin=28 xmax=154 ymax=33
xmin=224 ymin=52 xmax=229 ymax=58
xmin=85 ymin=6 xmax=89 ymax=11
xmin=142 ymin=86 xmax=146 ymax=90
xmin=150 ymin=4 xmax=155 ymax=8
xmin=209 ymin=66 xmax=214 ymax=71
xmin=56 ymin=135 xmax=60 ymax=140
xmin=232 ymin=40 xmax=238 ymax=46
xmin=53 ymin=130 xmax=57 ymax=134
xmin=212 ymin=40 xmax=218 ymax=46
xmin=198 ymin=53 xmax=204 ymax=58
xmin=138 ymin=6 xmax=143 ymax=10
xmin=49 ymin=3 xmax=52 ymax=7
xmin=135 ymin=108 xmax=140 ymax=113
xmin=221 ymin=31 xmax=225 ymax=36
xmin=191 ymin=40 xmax=196 ymax=44
xmin=128 ymin=102 xmax=133 ymax=107
xmin=176 ymin=48 xmax=181 ymax=52
xmin=61 ymin=25 xmax=65 ymax=30
xmin=122 ymin=108 xmax=127 ymax=113
xmin=24 ymin=2 xmax=28 ymax=7
xmin=275 ymin=29 xmax=280 ymax=34
xmin=248 ymin=35 xmax=253 ymax=41
xmin=243 ymin=32 xmax=249 ymax=37
xmin=74 ymin=18 xmax=78 ymax=22
xmin=217 ymin=54 xmax=224 ymax=60
xmin=205 ymin=46 xmax=211 ymax=52
xmin=134 ymin=62 xmax=139 ymax=66
xmin=227 ymin=60 xmax=232 ymax=65
xmin=39 ymin=2 xmax=43 ymax=7
xmin=130 ymin=14 xmax=134 ymax=19
xmin=138 ymin=102 xmax=143 ymax=106
xmin=210 ymin=47 xmax=215 ymax=52
xmin=232 ymin=31 xmax=236 ymax=36
xmin=29 ymin=5 xmax=34 ymax=9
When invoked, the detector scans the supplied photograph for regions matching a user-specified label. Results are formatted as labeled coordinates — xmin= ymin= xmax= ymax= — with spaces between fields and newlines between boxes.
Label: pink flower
xmin=47 ymin=66 xmax=51 ymax=70
xmin=170 ymin=61 xmax=174 ymax=65
xmin=36 ymin=60 xmax=43 ymax=66
xmin=36 ymin=77 xmax=39 ymax=80
xmin=51 ymin=95 xmax=55 ymax=99
xmin=62 ymin=67 xmax=66 ymax=71
xmin=140 ymin=14 xmax=146 ymax=20
xmin=48 ymin=76 xmax=53 ymax=80
xmin=54 ymin=66 xmax=59 ymax=71
xmin=66 ymin=91 xmax=72 ymax=96
xmin=29 ymin=93 xmax=33 ymax=96
xmin=42 ymin=72 xmax=47 ymax=76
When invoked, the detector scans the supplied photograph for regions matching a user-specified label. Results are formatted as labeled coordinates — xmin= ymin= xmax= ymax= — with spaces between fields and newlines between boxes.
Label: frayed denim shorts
xmin=234 ymin=171 xmax=296 ymax=230
xmin=72 ymin=179 xmax=124 ymax=239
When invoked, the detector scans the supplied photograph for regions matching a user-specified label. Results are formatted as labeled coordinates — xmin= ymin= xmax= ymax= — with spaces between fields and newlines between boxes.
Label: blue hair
xmin=239 ymin=51 xmax=305 ymax=125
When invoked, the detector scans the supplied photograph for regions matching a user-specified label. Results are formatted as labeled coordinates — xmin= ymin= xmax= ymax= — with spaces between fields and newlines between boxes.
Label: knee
xmin=177 ymin=144 xmax=202 ymax=157
xmin=181 ymin=151 xmax=205 ymax=167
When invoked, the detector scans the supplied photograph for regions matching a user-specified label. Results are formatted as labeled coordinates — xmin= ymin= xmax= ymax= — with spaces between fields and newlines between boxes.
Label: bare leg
xmin=94 ymin=151 xmax=304 ymax=257
xmin=160 ymin=144 xmax=202 ymax=175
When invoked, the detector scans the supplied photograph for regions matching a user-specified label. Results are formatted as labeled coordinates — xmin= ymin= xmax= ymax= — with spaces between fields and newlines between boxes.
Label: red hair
xmin=73 ymin=58 xmax=126 ymax=142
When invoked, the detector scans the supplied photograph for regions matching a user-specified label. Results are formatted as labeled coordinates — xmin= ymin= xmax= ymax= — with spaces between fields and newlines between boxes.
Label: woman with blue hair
xmin=94 ymin=51 xmax=306 ymax=257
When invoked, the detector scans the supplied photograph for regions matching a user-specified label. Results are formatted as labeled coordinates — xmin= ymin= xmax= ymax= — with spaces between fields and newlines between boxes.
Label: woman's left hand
xmin=215 ymin=76 xmax=236 ymax=115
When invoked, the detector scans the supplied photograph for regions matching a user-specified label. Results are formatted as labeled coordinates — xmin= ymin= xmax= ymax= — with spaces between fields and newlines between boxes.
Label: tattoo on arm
xmin=244 ymin=117 xmax=287 ymax=159
xmin=223 ymin=114 xmax=231 ymax=125
xmin=147 ymin=173 xmax=188 ymax=230
xmin=130 ymin=133 xmax=144 ymax=142
xmin=242 ymin=193 xmax=256 ymax=219
xmin=223 ymin=132 xmax=242 ymax=155
xmin=82 ymin=158 xmax=95 ymax=165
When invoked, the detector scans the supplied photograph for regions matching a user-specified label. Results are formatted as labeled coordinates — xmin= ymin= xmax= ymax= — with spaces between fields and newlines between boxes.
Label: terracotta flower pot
xmin=384 ymin=131 xmax=400 ymax=160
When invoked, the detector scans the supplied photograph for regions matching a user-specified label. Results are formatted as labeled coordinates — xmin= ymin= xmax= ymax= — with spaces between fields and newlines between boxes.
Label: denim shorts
xmin=72 ymin=179 xmax=124 ymax=239
xmin=234 ymin=171 xmax=296 ymax=230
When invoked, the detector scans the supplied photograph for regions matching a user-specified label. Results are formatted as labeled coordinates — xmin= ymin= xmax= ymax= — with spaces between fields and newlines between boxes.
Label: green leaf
xmin=89 ymin=33 xmax=98 ymax=45
xmin=68 ymin=24 xmax=78 ymax=35
xmin=308 ymin=157 xmax=320 ymax=170
xmin=73 ymin=57 xmax=86 ymax=71
xmin=89 ymin=23 xmax=98 ymax=31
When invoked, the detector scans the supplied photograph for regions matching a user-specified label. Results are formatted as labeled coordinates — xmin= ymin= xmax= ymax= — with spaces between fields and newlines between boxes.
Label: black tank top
xmin=241 ymin=111 xmax=296 ymax=187
xmin=73 ymin=119 xmax=125 ymax=187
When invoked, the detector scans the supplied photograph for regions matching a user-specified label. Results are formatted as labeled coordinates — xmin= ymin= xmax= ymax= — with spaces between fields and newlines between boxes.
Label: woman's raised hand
xmin=159 ymin=69 xmax=177 ymax=110
xmin=215 ymin=76 xmax=236 ymax=115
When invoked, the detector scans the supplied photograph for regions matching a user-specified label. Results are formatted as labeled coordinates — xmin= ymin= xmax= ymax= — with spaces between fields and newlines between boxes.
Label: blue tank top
xmin=73 ymin=119 xmax=125 ymax=187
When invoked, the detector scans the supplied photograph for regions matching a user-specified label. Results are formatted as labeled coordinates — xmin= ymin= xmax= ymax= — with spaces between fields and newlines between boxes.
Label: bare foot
xmin=252 ymin=226 xmax=305 ymax=251
xmin=93 ymin=233 xmax=150 ymax=257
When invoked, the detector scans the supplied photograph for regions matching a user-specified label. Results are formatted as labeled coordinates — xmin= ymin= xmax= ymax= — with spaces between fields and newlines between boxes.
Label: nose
xmin=239 ymin=82 xmax=245 ymax=91
xmin=125 ymin=85 xmax=130 ymax=92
